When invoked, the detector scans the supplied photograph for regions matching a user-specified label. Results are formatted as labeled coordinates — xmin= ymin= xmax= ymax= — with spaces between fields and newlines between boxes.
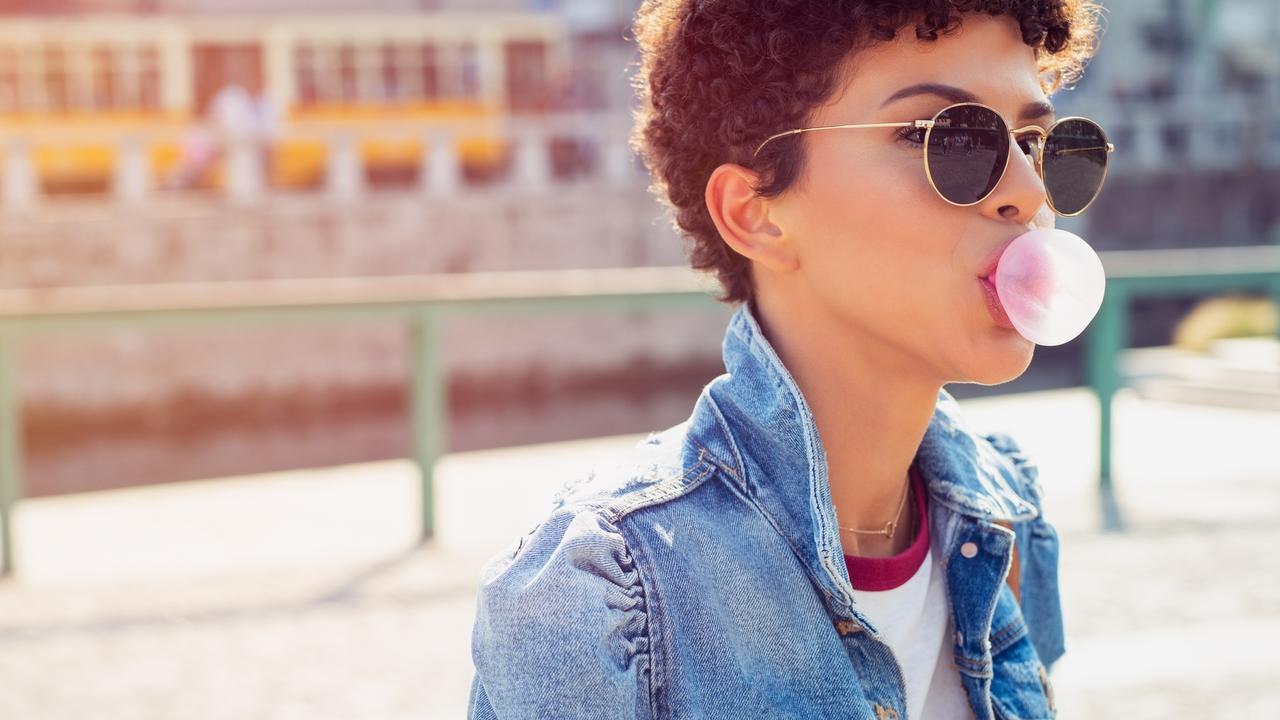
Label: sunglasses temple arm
xmin=1049 ymin=145 xmax=1115 ymax=157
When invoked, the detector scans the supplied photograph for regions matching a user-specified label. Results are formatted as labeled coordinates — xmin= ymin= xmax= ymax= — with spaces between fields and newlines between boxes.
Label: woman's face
xmin=766 ymin=13 xmax=1056 ymax=387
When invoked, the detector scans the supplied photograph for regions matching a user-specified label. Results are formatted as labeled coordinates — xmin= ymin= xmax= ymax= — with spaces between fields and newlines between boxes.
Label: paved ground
xmin=1 ymin=386 xmax=1277 ymax=719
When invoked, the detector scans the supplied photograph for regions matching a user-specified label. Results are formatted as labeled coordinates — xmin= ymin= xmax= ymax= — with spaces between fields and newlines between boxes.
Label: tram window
xmin=15 ymin=47 xmax=39 ymax=109
xmin=356 ymin=45 xmax=381 ymax=103
xmin=296 ymin=45 xmax=319 ymax=105
xmin=44 ymin=45 xmax=68 ymax=111
xmin=83 ymin=45 xmax=164 ymax=112
xmin=379 ymin=43 xmax=400 ymax=102
xmin=292 ymin=39 xmax=472 ymax=106
xmin=116 ymin=47 xmax=141 ymax=107
xmin=0 ymin=47 xmax=16 ymax=112
xmin=139 ymin=47 xmax=160 ymax=110
xmin=461 ymin=42 xmax=479 ymax=99
xmin=505 ymin=40 xmax=548 ymax=111
xmin=338 ymin=44 xmax=358 ymax=103
xmin=419 ymin=44 xmax=438 ymax=100
xmin=91 ymin=46 xmax=114 ymax=110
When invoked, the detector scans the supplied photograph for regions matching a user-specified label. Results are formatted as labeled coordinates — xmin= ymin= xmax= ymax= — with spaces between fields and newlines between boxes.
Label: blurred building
xmin=2 ymin=0 xmax=1274 ymax=493
xmin=0 ymin=0 xmax=714 ymax=496
xmin=1044 ymin=0 xmax=1280 ymax=389
xmin=1058 ymin=0 xmax=1280 ymax=250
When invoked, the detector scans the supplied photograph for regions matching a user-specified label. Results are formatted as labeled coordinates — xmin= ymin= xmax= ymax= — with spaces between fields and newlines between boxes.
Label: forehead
xmin=817 ymin=13 xmax=1048 ymax=122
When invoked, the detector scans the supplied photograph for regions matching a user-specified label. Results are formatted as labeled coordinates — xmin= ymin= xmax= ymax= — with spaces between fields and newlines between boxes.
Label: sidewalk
xmin=0 ymin=387 xmax=1277 ymax=719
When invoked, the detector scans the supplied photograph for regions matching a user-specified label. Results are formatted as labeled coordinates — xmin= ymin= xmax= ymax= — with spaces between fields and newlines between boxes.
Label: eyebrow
xmin=880 ymin=82 xmax=1056 ymax=122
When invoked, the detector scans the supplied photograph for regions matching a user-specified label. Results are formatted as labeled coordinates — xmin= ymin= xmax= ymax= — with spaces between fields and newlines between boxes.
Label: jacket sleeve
xmin=983 ymin=431 xmax=1067 ymax=673
xmin=468 ymin=507 xmax=654 ymax=719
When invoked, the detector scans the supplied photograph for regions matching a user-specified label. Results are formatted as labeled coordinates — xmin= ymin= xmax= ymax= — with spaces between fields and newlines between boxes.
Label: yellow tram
xmin=0 ymin=12 xmax=568 ymax=192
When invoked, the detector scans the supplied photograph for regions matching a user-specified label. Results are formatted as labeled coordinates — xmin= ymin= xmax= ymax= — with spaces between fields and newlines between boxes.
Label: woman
xmin=470 ymin=1 xmax=1106 ymax=718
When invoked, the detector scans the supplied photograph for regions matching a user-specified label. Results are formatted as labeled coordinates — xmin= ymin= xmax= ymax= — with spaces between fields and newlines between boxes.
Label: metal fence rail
xmin=1086 ymin=244 xmax=1280 ymax=530
xmin=0 ymin=267 xmax=721 ymax=576
xmin=1 ymin=249 xmax=1278 ymax=573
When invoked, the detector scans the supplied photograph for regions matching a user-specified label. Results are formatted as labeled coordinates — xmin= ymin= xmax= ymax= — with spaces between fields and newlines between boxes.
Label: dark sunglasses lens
xmin=1043 ymin=119 xmax=1109 ymax=214
xmin=926 ymin=105 xmax=1009 ymax=205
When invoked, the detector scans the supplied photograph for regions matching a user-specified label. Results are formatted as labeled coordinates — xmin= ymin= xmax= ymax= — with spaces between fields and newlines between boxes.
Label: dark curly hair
xmin=629 ymin=0 xmax=1105 ymax=305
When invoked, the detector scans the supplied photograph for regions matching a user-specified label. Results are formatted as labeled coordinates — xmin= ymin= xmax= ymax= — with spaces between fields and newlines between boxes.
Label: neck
xmin=752 ymin=291 xmax=940 ymax=559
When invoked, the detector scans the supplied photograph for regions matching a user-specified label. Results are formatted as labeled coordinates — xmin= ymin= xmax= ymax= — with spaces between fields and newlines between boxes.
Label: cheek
xmin=796 ymin=159 xmax=951 ymax=302
xmin=799 ymin=156 xmax=908 ymax=250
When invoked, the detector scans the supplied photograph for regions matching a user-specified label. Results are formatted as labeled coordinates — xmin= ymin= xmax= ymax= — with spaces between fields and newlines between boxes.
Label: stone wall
xmin=4 ymin=184 xmax=733 ymax=487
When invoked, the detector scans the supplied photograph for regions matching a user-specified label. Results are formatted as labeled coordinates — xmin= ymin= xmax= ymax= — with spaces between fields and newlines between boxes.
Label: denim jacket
xmin=469 ymin=303 xmax=1065 ymax=719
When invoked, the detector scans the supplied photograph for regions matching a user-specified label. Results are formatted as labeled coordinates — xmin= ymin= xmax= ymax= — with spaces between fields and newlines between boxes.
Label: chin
xmin=963 ymin=340 xmax=1035 ymax=387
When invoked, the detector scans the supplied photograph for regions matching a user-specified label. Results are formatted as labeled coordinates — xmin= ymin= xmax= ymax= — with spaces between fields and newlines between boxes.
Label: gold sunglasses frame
xmin=751 ymin=101 xmax=1116 ymax=217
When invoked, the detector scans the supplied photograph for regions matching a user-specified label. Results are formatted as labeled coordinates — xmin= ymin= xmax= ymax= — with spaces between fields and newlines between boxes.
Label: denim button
xmin=960 ymin=541 xmax=979 ymax=558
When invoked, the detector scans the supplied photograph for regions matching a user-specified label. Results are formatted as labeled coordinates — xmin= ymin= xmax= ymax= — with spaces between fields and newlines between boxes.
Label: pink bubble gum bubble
xmin=993 ymin=228 xmax=1106 ymax=346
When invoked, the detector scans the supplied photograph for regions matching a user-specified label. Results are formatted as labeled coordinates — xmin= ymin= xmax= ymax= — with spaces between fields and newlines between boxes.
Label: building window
xmin=295 ymin=45 xmax=318 ymax=105
xmin=505 ymin=40 xmax=548 ymax=111
xmin=0 ymin=42 xmax=162 ymax=113
xmin=293 ymin=40 xmax=467 ymax=107
xmin=0 ymin=47 xmax=16 ymax=112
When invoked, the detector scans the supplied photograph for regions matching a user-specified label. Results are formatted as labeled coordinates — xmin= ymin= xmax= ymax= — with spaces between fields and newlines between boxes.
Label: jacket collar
xmin=686 ymin=303 xmax=1038 ymax=604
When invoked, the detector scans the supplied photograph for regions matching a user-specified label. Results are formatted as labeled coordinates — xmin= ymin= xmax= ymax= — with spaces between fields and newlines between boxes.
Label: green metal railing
xmin=0 ymin=267 xmax=722 ymax=576
xmin=1 ymin=249 xmax=1277 ymax=573
xmin=1085 ymin=245 xmax=1280 ymax=530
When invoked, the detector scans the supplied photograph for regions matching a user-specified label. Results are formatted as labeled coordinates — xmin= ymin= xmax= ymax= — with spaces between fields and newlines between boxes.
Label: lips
xmin=976 ymin=232 xmax=1036 ymax=330
xmin=979 ymin=276 xmax=1017 ymax=330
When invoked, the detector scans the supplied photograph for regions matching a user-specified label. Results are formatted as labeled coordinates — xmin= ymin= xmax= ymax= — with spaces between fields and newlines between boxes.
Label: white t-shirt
xmin=849 ymin=548 xmax=975 ymax=720
xmin=843 ymin=462 xmax=975 ymax=719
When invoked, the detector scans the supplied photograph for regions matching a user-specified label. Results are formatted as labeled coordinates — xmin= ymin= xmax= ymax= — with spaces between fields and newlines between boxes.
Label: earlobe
xmin=704 ymin=163 xmax=798 ymax=272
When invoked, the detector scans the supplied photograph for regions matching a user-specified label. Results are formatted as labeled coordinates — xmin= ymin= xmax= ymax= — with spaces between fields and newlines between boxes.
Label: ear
xmin=704 ymin=163 xmax=798 ymax=273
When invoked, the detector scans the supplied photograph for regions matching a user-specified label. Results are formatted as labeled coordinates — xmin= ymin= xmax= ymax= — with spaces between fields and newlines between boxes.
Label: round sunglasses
xmin=752 ymin=101 xmax=1115 ymax=217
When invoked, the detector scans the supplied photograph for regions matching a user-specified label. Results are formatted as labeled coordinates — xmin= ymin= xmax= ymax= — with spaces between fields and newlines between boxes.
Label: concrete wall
xmin=4 ymin=184 xmax=732 ymax=420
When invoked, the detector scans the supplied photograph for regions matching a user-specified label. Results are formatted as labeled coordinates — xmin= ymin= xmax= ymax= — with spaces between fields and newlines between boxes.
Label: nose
xmin=980 ymin=136 xmax=1050 ymax=223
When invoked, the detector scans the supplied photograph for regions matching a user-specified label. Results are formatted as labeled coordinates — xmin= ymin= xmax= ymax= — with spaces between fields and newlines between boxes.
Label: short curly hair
xmin=629 ymin=0 xmax=1105 ymax=305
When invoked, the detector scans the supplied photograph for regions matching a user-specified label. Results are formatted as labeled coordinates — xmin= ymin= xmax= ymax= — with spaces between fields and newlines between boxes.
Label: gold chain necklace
xmin=835 ymin=475 xmax=911 ymax=540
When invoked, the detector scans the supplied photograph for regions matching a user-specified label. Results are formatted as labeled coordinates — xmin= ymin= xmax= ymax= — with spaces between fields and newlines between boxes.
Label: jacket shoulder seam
xmin=595 ymin=450 xmax=718 ymax=525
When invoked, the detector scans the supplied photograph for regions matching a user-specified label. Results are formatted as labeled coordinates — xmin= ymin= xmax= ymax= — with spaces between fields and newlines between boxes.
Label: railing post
xmin=423 ymin=129 xmax=460 ymax=197
xmin=326 ymin=131 xmax=365 ymax=202
xmin=512 ymin=126 xmax=550 ymax=190
xmin=114 ymin=135 xmax=150 ymax=204
xmin=1273 ymin=274 xmax=1280 ymax=344
xmin=1272 ymin=227 xmax=1280 ymax=343
xmin=3 ymin=139 xmax=37 ymax=210
xmin=0 ymin=338 xmax=22 ymax=576
xmin=410 ymin=308 xmax=447 ymax=542
xmin=225 ymin=135 xmax=264 ymax=204
xmin=1086 ymin=283 xmax=1128 ymax=532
